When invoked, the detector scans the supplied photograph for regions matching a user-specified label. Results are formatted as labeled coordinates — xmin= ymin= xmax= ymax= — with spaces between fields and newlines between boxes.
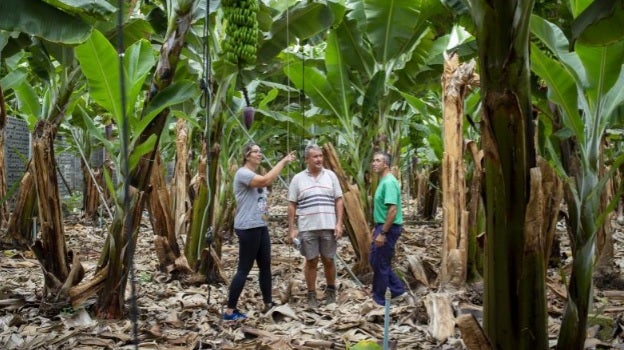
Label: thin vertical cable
xmin=286 ymin=5 xmax=291 ymax=177
xmin=201 ymin=0 xmax=214 ymax=306
xmin=203 ymin=0 xmax=211 ymax=143
xmin=116 ymin=1 xmax=138 ymax=348
xmin=301 ymin=44 xmax=306 ymax=145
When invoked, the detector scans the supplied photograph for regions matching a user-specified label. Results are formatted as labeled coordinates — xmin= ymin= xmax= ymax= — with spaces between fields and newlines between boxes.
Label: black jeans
xmin=227 ymin=226 xmax=272 ymax=309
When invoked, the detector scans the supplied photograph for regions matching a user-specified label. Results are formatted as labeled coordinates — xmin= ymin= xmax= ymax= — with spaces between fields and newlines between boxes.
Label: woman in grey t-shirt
xmin=223 ymin=142 xmax=295 ymax=321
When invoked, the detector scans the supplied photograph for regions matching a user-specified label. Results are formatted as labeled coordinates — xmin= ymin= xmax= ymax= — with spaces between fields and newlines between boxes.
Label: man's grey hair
xmin=374 ymin=151 xmax=392 ymax=166
xmin=304 ymin=144 xmax=322 ymax=159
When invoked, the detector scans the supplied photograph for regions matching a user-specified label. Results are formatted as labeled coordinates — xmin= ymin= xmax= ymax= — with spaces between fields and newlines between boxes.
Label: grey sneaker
xmin=307 ymin=291 xmax=319 ymax=308
xmin=390 ymin=292 xmax=411 ymax=305
xmin=325 ymin=286 xmax=336 ymax=305
xmin=392 ymin=292 xmax=408 ymax=301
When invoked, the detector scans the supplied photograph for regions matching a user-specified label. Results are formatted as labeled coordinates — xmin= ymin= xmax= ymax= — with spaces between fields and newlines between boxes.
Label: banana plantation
xmin=1 ymin=0 xmax=624 ymax=349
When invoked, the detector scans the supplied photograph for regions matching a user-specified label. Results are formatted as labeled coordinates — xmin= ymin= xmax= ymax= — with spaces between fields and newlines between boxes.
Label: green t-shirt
xmin=373 ymin=173 xmax=403 ymax=225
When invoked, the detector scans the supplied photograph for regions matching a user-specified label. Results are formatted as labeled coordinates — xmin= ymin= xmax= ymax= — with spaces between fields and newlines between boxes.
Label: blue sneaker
xmin=223 ymin=310 xmax=247 ymax=321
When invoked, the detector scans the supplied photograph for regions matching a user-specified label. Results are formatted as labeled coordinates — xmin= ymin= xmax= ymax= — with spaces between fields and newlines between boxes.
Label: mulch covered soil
xmin=1 ymin=190 xmax=623 ymax=349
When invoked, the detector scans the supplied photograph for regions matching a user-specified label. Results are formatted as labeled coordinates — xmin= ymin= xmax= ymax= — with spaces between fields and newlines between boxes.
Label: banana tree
xmin=465 ymin=0 xmax=554 ymax=348
xmin=284 ymin=0 xmax=435 ymax=206
xmin=1 ymin=55 xmax=43 ymax=246
xmin=0 ymin=0 xmax=121 ymax=314
xmin=3 ymin=58 xmax=87 ymax=312
xmin=277 ymin=0 xmax=456 ymax=276
xmin=0 ymin=0 xmax=105 ymax=45
xmin=0 ymin=77 xmax=6 ymax=228
xmin=180 ymin=0 xmax=337 ymax=273
xmin=530 ymin=2 xmax=624 ymax=347
xmin=71 ymin=0 xmax=198 ymax=315
xmin=0 ymin=0 xmax=112 ymax=245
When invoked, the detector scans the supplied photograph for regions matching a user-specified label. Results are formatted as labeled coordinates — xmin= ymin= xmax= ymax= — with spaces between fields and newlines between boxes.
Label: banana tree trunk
xmin=4 ymin=67 xmax=79 ymax=246
xmin=94 ymin=0 xmax=195 ymax=319
xmin=83 ymin=124 xmax=114 ymax=221
xmin=414 ymin=167 xmax=427 ymax=216
xmin=184 ymin=142 xmax=207 ymax=269
xmin=465 ymin=141 xmax=484 ymax=282
xmin=194 ymin=142 xmax=227 ymax=284
xmin=202 ymin=83 xmax=232 ymax=260
xmin=205 ymin=140 xmax=221 ymax=256
xmin=28 ymin=69 xmax=82 ymax=310
xmin=148 ymin=152 xmax=192 ymax=274
xmin=556 ymin=143 xmax=601 ymax=349
xmin=408 ymin=156 xmax=419 ymax=201
xmin=322 ymin=142 xmax=371 ymax=275
xmin=185 ymin=140 xmax=225 ymax=283
xmin=421 ymin=165 xmax=440 ymax=220
xmin=0 ymin=85 xmax=7 ymax=228
xmin=595 ymin=205 xmax=614 ymax=275
xmin=595 ymin=157 xmax=614 ymax=276
xmin=557 ymin=203 xmax=595 ymax=350
xmin=468 ymin=0 xmax=550 ymax=348
xmin=439 ymin=54 xmax=478 ymax=288
xmin=538 ymin=159 xmax=563 ymax=266
xmin=82 ymin=165 xmax=103 ymax=221
xmin=95 ymin=188 xmax=145 ymax=318
xmin=30 ymin=120 xmax=85 ymax=314
xmin=173 ymin=119 xmax=190 ymax=240
xmin=4 ymin=162 xmax=36 ymax=247
xmin=183 ymin=72 xmax=232 ymax=278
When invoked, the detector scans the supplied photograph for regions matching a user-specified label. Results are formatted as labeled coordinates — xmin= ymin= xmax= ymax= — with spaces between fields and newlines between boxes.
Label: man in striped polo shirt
xmin=288 ymin=144 xmax=344 ymax=308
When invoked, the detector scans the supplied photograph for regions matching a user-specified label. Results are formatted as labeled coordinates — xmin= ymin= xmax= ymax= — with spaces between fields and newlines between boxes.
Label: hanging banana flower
xmin=242 ymin=105 xmax=255 ymax=129
xmin=241 ymin=86 xmax=254 ymax=129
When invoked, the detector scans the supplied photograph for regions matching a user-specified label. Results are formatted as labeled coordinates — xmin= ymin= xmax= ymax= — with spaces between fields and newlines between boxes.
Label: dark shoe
xmin=307 ymin=291 xmax=319 ymax=308
xmin=223 ymin=309 xmax=247 ymax=321
xmin=262 ymin=302 xmax=277 ymax=314
xmin=325 ymin=286 xmax=336 ymax=305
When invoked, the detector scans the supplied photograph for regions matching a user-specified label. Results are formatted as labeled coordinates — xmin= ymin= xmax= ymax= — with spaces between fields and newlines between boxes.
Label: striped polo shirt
xmin=288 ymin=168 xmax=343 ymax=232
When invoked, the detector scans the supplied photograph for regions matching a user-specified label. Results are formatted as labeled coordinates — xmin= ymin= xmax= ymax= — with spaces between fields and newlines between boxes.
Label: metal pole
xmin=383 ymin=288 xmax=391 ymax=349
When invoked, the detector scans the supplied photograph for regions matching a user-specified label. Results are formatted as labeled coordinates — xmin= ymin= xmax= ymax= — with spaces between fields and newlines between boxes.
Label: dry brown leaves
xmin=0 ymin=197 xmax=623 ymax=349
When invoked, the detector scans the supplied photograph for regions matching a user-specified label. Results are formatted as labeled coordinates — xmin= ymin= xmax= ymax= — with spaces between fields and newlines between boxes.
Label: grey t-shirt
xmin=233 ymin=167 xmax=268 ymax=230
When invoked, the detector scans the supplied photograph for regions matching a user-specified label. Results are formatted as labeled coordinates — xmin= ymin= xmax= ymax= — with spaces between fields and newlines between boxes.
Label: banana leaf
xmin=0 ymin=0 xmax=93 ymax=44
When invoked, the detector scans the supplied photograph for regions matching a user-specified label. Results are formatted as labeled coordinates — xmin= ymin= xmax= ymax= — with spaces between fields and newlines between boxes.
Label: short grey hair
xmin=304 ymin=144 xmax=322 ymax=159
xmin=374 ymin=151 xmax=392 ymax=166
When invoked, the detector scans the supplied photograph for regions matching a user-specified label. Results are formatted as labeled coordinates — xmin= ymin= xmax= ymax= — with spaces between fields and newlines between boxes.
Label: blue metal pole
xmin=383 ymin=288 xmax=390 ymax=349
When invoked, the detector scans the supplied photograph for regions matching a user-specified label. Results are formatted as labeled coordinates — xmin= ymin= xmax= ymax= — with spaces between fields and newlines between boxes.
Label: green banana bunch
xmin=221 ymin=0 xmax=259 ymax=66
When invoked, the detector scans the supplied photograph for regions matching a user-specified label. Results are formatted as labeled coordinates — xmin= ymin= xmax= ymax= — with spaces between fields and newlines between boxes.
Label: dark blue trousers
xmin=227 ymin=226 xmax=272 ymax=309
xmin=369 ymin=224 xmax=405 ymax=305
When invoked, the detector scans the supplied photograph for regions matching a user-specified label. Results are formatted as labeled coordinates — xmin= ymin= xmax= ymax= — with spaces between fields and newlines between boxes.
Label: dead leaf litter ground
xmin=1 ymin=189 xmax=624 ymax=349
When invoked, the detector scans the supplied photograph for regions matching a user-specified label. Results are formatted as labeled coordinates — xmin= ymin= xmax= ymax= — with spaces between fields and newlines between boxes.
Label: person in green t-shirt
xmin=369 ymin=151 xmax=406 ymax=306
